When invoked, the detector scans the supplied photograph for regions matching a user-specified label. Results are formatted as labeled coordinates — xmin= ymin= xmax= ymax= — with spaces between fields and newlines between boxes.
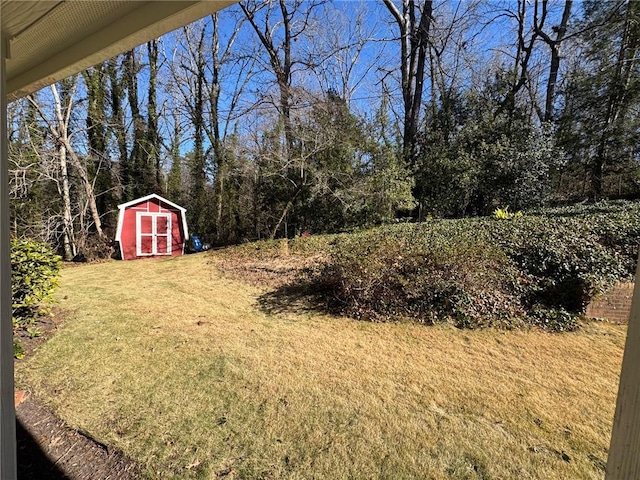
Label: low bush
xmin=485 ymin=216 xmax=628 ymax=313
xmin=319 ymin=224 xmax=526 ymax=329
xmin=316 ymin=201 xmax=640 ymax=331
xmin=11 ymin=238 xmax=61 ymax=328
xmin=76 ymin=234 xmax=115 ymax=262
xmin=220 ymin=234 xmax=338 ymax=260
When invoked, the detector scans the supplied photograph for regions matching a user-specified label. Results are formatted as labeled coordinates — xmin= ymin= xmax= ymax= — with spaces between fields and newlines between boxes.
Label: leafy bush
xmin=76 ymin=234 xmax=114 ymax=262
xmin=11 ymin=238 xmax=61 ymax=328
xmin=485 ymin=216 xmax=628 ymax=312
xmin=315 ymin=201 xmax=640 ymax=331
xmin=319 ymin=224 xmax=526 ymax=328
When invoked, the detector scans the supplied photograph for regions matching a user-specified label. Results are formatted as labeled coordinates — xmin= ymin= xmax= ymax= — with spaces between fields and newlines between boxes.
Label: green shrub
xmin=485 ymin=216 xmax=628 ymax=312
xmin=529 ymin=307 xmax=579 ymax=332
xmin=11 ymin=238 xmax=61 ymax=328
xmin=314 ymin=201 xmax=640 ymax=331
xmin=320 ymin=225 xmax=526 ymax=328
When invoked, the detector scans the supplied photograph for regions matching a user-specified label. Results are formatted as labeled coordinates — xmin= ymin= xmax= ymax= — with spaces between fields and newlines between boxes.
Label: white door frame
xmin=135 ymin=212 xmax=172 ymax=257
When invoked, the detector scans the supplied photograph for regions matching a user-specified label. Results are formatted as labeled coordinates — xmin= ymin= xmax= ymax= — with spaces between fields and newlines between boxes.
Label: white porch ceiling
xmin=1 ymin=0 xmax=235 ymax=98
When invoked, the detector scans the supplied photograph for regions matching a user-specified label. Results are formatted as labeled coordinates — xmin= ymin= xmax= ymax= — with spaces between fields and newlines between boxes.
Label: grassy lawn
xmin=16 ymin=252 xmax=624 ymax=479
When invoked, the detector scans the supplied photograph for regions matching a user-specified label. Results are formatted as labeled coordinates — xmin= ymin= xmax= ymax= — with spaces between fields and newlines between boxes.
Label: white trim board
xmin=0 ymin=34 xmax=17 ymax=479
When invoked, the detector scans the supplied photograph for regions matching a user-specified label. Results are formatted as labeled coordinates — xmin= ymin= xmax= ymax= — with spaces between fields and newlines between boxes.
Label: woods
xmin=8 ymin=0 xmax=640 ymax=259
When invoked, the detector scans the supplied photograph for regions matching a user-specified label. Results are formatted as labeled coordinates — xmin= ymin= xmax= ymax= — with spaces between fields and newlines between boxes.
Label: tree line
xmin=8 ymin=0 xmax=640 ymax=260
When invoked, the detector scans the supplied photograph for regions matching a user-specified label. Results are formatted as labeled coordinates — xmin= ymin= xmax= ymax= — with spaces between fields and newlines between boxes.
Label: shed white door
xmin=136 ymin=212 xmax=172 ymax=256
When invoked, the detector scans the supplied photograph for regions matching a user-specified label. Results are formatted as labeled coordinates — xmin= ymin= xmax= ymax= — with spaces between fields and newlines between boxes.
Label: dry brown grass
xmin=210 ymin=237 xmax=329 ymax=288
xmin=16 ymin=251 xmax=624 ymax=479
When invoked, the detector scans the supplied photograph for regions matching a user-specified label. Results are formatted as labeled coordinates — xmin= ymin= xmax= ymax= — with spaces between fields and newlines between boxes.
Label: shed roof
xmin=115 ymin=193 xmax=189 ymax=242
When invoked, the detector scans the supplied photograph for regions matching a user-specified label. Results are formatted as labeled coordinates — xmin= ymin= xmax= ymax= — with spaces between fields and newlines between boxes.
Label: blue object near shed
xmin=191 ymin=234 xmax=203 ymax=252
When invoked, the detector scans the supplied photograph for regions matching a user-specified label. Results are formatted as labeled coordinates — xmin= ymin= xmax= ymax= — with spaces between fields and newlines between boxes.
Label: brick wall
xmin=585 ymin=282 xmax=635 ymax=323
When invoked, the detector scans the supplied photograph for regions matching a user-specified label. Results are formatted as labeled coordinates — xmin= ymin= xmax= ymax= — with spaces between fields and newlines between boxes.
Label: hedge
xmin=316 ymin=201 xmax=640 ymax=331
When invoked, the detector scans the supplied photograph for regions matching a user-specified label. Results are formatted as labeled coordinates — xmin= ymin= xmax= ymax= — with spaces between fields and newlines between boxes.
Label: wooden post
xmin=0 ymin=32 xmax=17 ymax=480
xmin=607 ymin=256 xmax=640 ymax=479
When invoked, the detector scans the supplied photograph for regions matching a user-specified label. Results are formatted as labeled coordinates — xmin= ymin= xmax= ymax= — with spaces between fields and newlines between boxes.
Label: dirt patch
xmin=212 ymin=253 xmax=325 ymax=289
xmin=14 ymin=309 xmax=64 ymax=359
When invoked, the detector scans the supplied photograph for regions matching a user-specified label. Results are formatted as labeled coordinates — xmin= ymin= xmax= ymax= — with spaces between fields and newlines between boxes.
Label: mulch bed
xmin=17 ymin=395 xmax=140 ymax=480
xmin=15 ymin=311 xmax=142 ymax=480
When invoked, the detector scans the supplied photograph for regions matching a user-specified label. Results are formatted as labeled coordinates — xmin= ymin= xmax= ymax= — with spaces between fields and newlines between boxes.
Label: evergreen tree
xmin=557 ymin=0 xmax=640 ymax=200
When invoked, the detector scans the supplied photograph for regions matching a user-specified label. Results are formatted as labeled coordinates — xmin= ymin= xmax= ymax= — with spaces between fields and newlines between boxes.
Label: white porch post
xmin=0 ymin=32 xmax=17 ymax=480
xmin=607 ymin=257 xmax=640 ymax=479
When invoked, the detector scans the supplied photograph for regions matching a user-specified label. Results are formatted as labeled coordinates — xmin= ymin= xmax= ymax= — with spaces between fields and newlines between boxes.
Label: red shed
xmin=115 ymin=194 xmax=189 ymax=260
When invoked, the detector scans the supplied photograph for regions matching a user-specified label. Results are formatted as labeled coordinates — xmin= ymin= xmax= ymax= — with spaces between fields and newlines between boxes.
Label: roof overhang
xmin=1 ymin=0 xmax=235 ymax=99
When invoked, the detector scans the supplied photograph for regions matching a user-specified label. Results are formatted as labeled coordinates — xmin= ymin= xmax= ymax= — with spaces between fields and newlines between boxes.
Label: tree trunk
xmin=382 ymin=0 xmax=433 ymax=166
xmin=590 ymin=0 xmax=640 ymax=199
xmin=124 ymin=49 xmax=149 ymax=198
xmin=210 ymin=13 xmax=225 ymax=242
xmin=189 ymin=26 xmax=208 ymax=235
xmin=58 ymin=142 xmax=76 ymax=260
xmin=106 ymin=57 xmax=129 ymax=200
xmin=63 ymin=140 xmax=104 ymax=237
xmin=270 ymin=189 xmax=301 ymax=240
xmin=535 ymin=0 xmax=573 ymax=123
xmin=147 ymin=40 xmax=161 ymax=193
xmin=500 ymin=0 xmax=542 ymax=119
xmin=51 ymin=84 xmax=105 ymax=238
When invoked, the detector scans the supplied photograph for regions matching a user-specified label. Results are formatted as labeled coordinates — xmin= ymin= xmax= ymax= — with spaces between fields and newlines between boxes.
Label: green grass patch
xmin=17 ymin=253 xmax=624 ymax=479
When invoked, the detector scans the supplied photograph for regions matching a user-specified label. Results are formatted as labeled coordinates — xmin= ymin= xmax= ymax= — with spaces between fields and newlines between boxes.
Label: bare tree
xmin=240 ymin=0 xmax=314 ymax=151
xmin=106 ymin=57 xmax=130 ymax=196
xmin=28 ymin=79 xmax=106 ymax=259
xmin=240 ymin=0 xmax=326 ymax=238
xmin=8 ymin=99 xmax=68 ymax=248
xmin=382 ymin=0 xmax=433 ymax=165
xmin=300 ymin=3 xmax=382 ymax=108
xmin=534 ymin=0 xmax=573 ymax=122
xmin=427 ymin=1 xmax=481 ymax=121
xmin=166 ymin=11 xmax=253 ymax=240
xmin=490 ymin=0 xmax=543 ymax=118
xmin=590 ymin=0 xmax=640 ymax=199
xmin=207 ymin=12 xmax=252 ymax=240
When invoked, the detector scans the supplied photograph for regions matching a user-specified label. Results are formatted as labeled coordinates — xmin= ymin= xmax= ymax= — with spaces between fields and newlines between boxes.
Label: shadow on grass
xmin=257 ymin=278 xmax=337 ymax=317
xmin=17 ymin=418 xmax=70 ymax=480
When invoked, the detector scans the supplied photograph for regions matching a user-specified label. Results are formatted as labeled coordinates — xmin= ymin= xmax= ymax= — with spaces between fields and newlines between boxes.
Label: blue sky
xmin=24 ymin=0 xmax=578 ymax=162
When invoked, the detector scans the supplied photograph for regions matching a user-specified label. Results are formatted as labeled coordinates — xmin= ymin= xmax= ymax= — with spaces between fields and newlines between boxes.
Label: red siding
xmin=119 ymin=198 xmax=186 ymax=260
